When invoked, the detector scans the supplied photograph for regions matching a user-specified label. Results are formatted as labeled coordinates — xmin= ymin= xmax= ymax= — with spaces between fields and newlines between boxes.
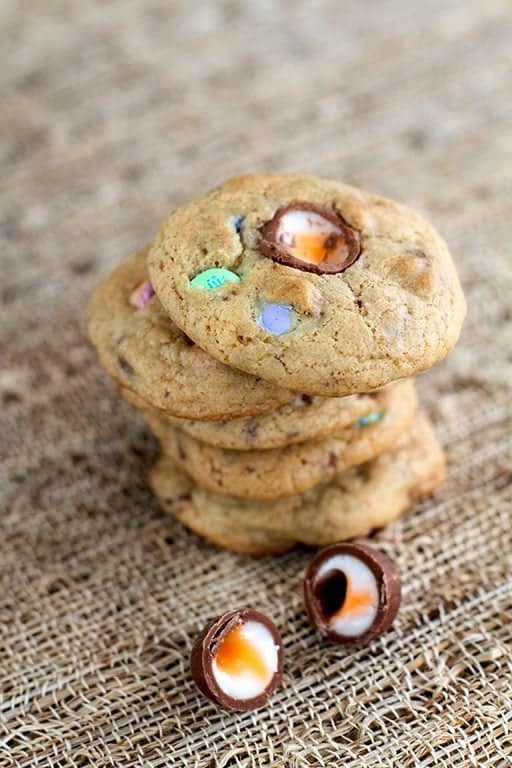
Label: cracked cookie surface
xmin=150 ymin=414 xmax=445 ymax=555
xmin=148 ymin=380 xmax=417 ymax=499
xmin=87 ymin=248 xmax=294 ymax=420
xmin=147 ymin=173 xmax=466 ymax=395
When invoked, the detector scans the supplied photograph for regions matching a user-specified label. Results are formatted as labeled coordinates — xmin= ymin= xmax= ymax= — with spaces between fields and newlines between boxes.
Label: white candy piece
xmin=315 ymin=554 xmax=379 ymax=637
xmin=212 ymin=620 xmax=280 ymax=701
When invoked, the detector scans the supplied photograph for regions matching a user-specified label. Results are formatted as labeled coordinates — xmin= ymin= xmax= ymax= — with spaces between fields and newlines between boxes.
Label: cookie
xmin=87 ymin=247 xmax=294 ymax=421
xmin=150 ymin=413 xmax=445 ymax=555
xmin=148 ymin=380 xmax=417 ymax=500
xmin=147 ymin=173 xmax=466 ymax=396
xmin=164 ymin=388 xmax=386 ymax=451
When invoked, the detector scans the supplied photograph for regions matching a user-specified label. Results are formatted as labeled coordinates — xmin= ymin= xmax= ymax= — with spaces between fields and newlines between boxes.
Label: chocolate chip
xmin=176 ymin=438 xmax=187 ymax=461
xmin=118 ymin=356 xmax=135 ymax=375
xmin=304 ymin=543 xmax=401 ymax=646
xmin=246 ymin=420 xmax=259 ymax=440
xmin=260 ymin=202 xmax=361 ymax=275
xmin=190 ymin=608 xmax=284 ymax=712
xmin=2 ymin=391 xmax=21 ymax=405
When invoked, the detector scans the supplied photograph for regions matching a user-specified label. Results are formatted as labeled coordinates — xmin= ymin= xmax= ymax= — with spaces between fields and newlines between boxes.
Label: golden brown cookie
xmin=150 ymin=413 xmax=445 ymax=555
xmin=164 ymin=389 xmax=385 ymax=451
xmin=147 ymin=174 xmax=466 ymax=395
xmin=148 ymin=380 xmax=417 ymax=499
xmin=87 ymin=248 xmax=294 ymax=420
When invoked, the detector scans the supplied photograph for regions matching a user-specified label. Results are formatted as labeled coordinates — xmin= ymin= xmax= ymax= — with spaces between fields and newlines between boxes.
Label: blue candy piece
xmin=232 ymin=215 xmax=245 ymax=234
xmin=190 ymin=268 xmax=241 ymax=290
xmin=258 ymin=303 xmax=295 ymax=335
xmin=356 ymin=411 xmax=385 ymax=427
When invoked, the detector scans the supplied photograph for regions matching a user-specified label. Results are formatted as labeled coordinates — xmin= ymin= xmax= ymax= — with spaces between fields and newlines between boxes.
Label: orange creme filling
xmin=333 ymin=577 xmax=375 ymax=620
xmin=215 ymin=624 xmax=269 ymax=682
xmin=289 ymin=231 xmax=346 ymax=265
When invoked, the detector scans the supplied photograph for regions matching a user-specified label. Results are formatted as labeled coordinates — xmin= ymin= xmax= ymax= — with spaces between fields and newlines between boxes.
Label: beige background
xmin=2 ymin=1 xmax=511 ymax=766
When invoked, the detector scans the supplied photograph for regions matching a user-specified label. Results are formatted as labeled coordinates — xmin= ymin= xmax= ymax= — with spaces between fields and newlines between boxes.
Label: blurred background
xmin=3 ymin=1 xmax=510 ymax=280
xmin=2 ymin=2 xmax=511 ymax=766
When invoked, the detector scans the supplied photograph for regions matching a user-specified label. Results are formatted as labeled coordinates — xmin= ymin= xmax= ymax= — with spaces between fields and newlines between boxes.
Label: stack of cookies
xmin=88 ymin=174 xmax=466 ymax=555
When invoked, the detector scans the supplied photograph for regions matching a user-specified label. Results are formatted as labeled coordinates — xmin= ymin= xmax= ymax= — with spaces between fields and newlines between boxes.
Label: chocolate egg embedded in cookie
xmin=190 ymin=609 xmax=284 ymax=711
xmin=260 ymin=202 xmax=361 ymax=274
xmin=304 ymin=543 xmax=401 ymax=645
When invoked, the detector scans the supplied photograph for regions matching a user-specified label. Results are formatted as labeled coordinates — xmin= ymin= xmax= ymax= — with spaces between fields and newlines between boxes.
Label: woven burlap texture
xmin=2 ymin=2 xmax=511 ymax=766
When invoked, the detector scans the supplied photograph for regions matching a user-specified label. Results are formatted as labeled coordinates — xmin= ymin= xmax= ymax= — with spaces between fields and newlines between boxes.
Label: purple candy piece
xmin=129 ymin=280 xmax=155 ymax=309
xmin=258 ymin=303 xmax=294 ymax=335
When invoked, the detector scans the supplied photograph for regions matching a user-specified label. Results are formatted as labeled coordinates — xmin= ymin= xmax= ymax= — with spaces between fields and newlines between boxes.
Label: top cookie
xmin=148 ymin=174 xmax=466 ymax=395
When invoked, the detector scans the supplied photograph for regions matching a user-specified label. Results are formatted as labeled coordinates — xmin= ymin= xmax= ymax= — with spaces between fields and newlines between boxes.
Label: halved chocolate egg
xmin=260 ymin=202 xmax=361 ymax=274
xmin=190 ymin=608 xmax=284 ymax=711
xmin=304 ymin=543 xmax=401 ymax=645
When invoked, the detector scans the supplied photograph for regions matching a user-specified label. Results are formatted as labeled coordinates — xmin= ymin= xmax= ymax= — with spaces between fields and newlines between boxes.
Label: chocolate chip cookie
xmin=150 ymin=413 xmax=445 ymax=555
xmin=148 ymin=380 xmax=417 ymax=500
xmin=152 ymin=388 xmax=392 ymax=451
xmin=147 ymin=174 xmax=466 ymax=395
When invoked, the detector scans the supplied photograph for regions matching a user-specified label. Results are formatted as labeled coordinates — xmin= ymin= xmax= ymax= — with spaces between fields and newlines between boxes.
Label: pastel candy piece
xmin=232 ymin=215 xmax=245 ymax=233
xmin=190 ymin=268 xmax=241 ymax=290
xmin=261 ymin=202 xmax=361 ymax=275
xmin=258 ymin=303 xmax=294 ymax=335
xmin=129 ymin=280 xmax=155 ymax=309
xmin=356 ymin=411 xmax=385 ymax=427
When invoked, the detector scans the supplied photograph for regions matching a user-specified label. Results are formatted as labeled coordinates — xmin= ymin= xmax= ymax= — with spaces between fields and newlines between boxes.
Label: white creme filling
xmin=277 ymin=209 xmax=340 ymax=248
xmin=212 ymin=620 xmax=280 ymax=701
xmin=315 ymin=554 xmax=379 ymax=637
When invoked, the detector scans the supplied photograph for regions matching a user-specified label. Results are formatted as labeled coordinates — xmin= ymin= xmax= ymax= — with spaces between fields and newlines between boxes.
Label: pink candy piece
xmin=129 ymin=280 xmax=155 ymax=309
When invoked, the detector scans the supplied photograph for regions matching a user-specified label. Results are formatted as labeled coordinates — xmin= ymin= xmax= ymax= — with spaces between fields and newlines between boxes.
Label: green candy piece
xmin=190 ymin=268 xmax=240 ymax=290
xmin=356 ymin=411 xmax=385 ymax=427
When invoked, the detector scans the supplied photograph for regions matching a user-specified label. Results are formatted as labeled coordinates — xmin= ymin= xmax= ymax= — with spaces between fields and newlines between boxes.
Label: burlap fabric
xmin=2 ymin=2 xmax=511 ymax=765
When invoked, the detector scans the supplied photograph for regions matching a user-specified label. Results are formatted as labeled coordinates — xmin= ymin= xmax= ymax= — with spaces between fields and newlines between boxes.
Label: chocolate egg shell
xmin=304 ymin=543 xmax=401 ymax=646
xmin=260 ymin=202 xmax=361 ymax=275
xmin=190 ymin=608 xmax=284 ymax=712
